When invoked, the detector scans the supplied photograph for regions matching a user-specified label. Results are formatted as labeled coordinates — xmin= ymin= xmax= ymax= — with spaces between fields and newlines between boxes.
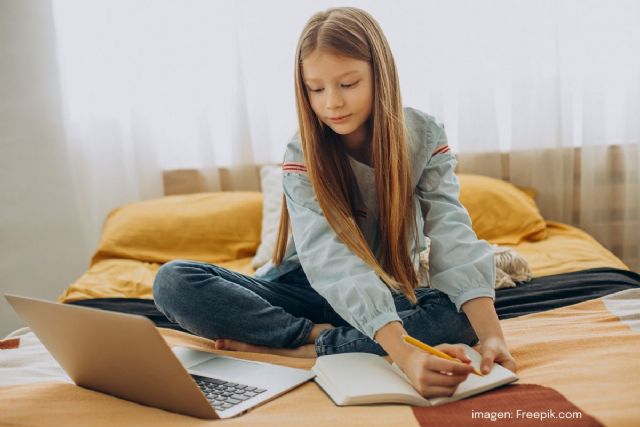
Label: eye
xmin=307 ymin=81 xmax=360 ymax=93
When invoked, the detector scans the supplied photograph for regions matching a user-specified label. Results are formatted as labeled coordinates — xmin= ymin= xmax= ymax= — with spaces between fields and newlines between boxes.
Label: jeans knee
xmin=442 ymin=305 xmax=479 ymax=346
xmin=153 ymin=259 xmax=193 ymax=312
xmin=407 ymin=290 xmax=479 ymax=347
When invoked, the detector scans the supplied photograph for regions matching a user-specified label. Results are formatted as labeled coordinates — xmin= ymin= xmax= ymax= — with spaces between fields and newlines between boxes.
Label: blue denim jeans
xmin=153 ymin=259 xmax=479 ymax=356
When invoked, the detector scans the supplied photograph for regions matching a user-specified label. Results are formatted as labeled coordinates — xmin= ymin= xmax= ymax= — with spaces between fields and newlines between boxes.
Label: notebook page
xmin=314 ymin=353 xmax=422 ymax=399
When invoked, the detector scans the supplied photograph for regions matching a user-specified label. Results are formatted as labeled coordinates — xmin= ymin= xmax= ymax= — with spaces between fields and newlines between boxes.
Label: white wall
xmin=0 ymin=0 xmax=89 ymax=337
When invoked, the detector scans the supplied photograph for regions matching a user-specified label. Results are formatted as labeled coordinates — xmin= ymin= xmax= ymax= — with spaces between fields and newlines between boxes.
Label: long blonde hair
xmin=273 ymin=7 xmax=420 ymax=305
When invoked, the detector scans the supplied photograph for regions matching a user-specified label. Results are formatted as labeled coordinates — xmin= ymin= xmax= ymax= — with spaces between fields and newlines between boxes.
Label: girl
xmin=153 ymin=6 xmax=517 ymax=398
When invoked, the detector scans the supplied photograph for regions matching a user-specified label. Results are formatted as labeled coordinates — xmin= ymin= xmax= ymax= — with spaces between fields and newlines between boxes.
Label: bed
xmin=1 ymin=170 xmax=639 ymax=427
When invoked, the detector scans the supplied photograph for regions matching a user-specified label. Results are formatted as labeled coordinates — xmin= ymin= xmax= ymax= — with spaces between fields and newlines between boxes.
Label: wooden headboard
xmin=162 ymin=151 xmax=529 ymax=195
xmin=163 ymin=164 xmax=271 ymax=194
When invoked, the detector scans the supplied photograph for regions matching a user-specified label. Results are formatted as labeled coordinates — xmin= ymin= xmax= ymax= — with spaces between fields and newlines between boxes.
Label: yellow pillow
xmin=457 ymin=174 xmax=547 ymax=245
xmin=91 ymin=192 xmax=263 ymax=266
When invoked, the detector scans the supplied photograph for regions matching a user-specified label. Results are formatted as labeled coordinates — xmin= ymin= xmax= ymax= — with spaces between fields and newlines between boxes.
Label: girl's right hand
xmin=397 ymin=343 xmax=475 ymax=398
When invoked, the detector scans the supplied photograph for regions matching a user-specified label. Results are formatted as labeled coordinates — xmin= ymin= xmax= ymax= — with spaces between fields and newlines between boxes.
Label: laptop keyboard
xmin=192 ymin=374 xmax=267 ymax=412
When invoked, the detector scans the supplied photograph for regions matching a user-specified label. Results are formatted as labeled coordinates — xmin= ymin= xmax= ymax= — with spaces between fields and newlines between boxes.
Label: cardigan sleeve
xmin=415 ymin=121 xmax=496 ymax=312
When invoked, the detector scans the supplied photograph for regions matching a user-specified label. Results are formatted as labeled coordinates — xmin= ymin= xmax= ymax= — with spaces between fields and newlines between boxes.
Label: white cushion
xmin=251 ymin=165 xmax=283 ymax=269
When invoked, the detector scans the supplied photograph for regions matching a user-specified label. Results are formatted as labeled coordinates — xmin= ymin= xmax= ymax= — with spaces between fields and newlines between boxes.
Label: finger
xmin=499 ymin=359 xmax=518 ymax=373
xmin=428 ymin=356 xmax=474 ymax=375
xmin=481 ymin=350 xmax=496 ymax=374
xmin=441 ymin=345 xmax=472 ymax=363
xmin=427 ymin=372 xmax=469 ymax=387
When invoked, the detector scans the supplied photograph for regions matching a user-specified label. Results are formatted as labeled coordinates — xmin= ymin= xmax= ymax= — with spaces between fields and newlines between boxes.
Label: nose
xmin=325 ymin=87 xmax=344 ymax=111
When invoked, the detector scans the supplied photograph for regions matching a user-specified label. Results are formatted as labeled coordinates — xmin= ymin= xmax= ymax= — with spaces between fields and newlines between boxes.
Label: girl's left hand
xmin=473 ymin=336 xmax=517 ymax=374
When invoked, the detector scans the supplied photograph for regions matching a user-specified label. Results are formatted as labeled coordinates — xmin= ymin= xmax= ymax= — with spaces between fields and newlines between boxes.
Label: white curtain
xmin=51 ymin=0 xmax=640 ymax=270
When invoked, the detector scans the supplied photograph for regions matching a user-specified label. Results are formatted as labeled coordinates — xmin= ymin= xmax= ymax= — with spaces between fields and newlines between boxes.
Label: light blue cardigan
xmin=255 ymin=107 xmax=495 ymax=341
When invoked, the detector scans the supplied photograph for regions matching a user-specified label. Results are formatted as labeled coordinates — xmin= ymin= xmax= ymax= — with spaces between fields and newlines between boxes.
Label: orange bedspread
xmin=3 ymin=290 xmax=639 ymax=426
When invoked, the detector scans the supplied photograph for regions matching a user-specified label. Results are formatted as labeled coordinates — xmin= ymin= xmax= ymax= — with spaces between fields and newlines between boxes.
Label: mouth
xmin=329 ymin=114 xmax=351 ymax=123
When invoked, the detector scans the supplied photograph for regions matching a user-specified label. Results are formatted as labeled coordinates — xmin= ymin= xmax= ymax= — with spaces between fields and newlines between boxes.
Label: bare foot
xmin=307 ymin=323 xmax=336 ymax=344
xmin=214 ymin=339 xmax=316 ymax=358
xmin=213 ymin=323 xmax=336 ymax=358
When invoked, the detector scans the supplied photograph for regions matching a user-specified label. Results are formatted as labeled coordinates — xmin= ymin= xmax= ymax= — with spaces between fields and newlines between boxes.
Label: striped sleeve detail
xmin=282 ymin=162 xmax=308 ymax=176
xmin=432 ymin=144 xmax=451 ymax=156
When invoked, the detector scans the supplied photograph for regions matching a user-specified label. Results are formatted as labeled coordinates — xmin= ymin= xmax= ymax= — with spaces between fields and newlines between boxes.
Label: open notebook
xmin=312 ymin=344 xmax=518 ymax=406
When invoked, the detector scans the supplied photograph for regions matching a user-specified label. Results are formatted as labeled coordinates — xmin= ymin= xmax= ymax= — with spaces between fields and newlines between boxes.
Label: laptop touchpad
xmin=190 ymin=357 xmax=265 ymax=383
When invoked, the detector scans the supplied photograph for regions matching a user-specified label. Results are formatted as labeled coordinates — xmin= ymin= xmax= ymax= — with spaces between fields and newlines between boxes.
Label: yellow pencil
xmin=402 ymin=334 xmax=484 ymax=376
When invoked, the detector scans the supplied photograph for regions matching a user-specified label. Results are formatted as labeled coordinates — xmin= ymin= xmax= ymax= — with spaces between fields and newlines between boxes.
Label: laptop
xmin=5 ymin=294 xmax=316 ymax=419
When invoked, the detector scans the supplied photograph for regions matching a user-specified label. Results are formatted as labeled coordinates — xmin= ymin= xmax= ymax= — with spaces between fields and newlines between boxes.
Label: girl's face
xmin=302 ymin=50 xmax=373 ymax=147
